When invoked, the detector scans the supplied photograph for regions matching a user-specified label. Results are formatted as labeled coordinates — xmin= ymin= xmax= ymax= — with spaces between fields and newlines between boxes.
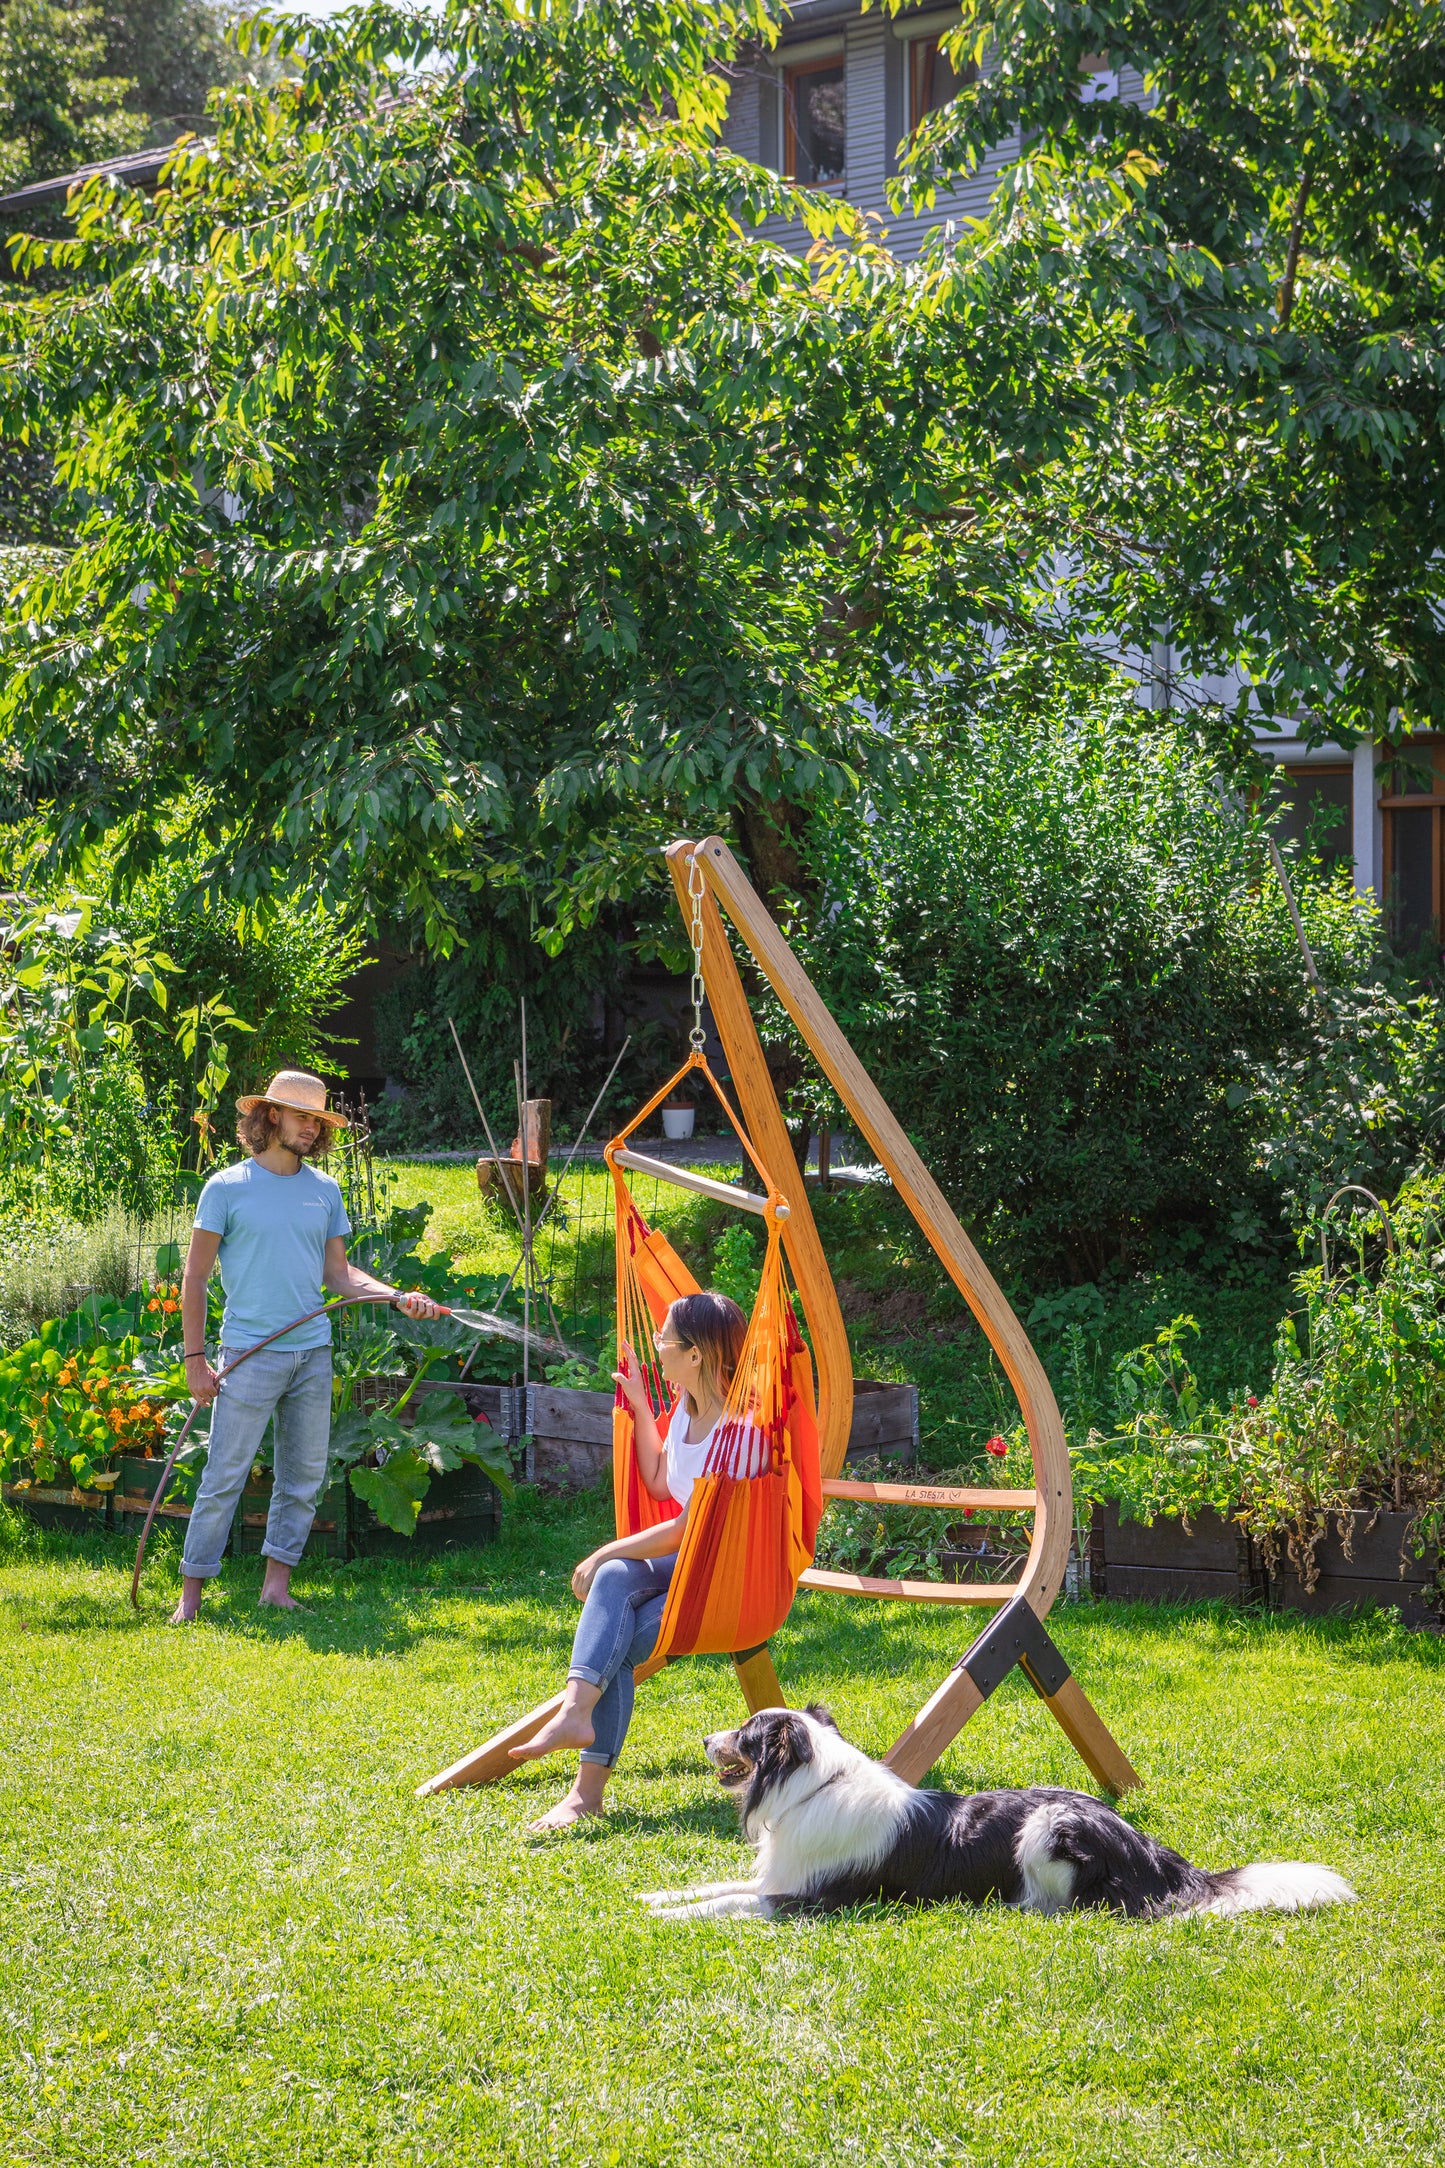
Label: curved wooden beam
xmin=687 ymin=834 xmax=1072 ymax=1623
xmin=665 ymin=841 xmax=854 ymax=1479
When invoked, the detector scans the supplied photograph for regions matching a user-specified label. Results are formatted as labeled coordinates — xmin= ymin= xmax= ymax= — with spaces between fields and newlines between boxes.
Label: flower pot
xmin=661 ymin=1106 xmax=695 ymax=1140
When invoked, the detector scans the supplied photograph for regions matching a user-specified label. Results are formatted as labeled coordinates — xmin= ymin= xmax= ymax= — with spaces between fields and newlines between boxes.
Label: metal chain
xmin=686 ymin=851 xmax=707 ymax=1052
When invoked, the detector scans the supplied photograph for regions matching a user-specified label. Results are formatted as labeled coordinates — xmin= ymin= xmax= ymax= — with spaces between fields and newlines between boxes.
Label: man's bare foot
xmin=525 ymin=1791 xmax=603 ymax=1835
xmin=258 ymin=1563 xmax=307 ymax=1612
xmin=168 ymin=1575 xmax=205 ymax=1625
xmin=509 ymin=1707 xmax=597 ymax=1762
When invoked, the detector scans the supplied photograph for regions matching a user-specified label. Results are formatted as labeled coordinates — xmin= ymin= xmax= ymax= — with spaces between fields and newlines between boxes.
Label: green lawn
xmin=2 ymin=1498 xmax=1440 ymax=2167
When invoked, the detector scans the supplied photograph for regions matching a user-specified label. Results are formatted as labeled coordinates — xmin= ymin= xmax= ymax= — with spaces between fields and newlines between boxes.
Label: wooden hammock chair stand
xmin=418 ymin=839 xmax=1138 ymax=1802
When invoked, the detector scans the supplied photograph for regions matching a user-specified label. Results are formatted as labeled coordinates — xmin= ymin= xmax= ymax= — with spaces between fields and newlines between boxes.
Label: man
xmin=171 ymin=1070 xmax=445 ymax=1624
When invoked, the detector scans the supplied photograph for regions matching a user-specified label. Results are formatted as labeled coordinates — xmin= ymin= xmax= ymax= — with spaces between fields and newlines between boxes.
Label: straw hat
xmin=235 ymin=1070 xmax=349 ymax=1130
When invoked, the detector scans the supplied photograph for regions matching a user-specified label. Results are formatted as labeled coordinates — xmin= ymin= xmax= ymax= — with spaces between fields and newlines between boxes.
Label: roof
xmin=0 ymin=142 xmax=187 ymax=214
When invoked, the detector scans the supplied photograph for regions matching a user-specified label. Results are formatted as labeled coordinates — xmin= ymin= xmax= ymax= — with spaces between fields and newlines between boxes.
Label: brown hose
xmin=128 ymin=1294 xmax=449 ymax=1609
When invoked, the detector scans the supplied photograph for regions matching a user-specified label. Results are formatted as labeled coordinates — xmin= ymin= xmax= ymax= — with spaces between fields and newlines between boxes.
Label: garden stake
xmin=127 ymin=1294 xmax=550 ymax=1609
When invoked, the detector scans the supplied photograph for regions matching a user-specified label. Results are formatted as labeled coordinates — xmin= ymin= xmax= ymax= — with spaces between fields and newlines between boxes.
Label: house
xmin=718 ymin=1 xmax=1144 ymax=264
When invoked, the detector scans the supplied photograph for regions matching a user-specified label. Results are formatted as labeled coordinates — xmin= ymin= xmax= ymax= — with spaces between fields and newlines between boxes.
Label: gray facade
xmin=720 ymin=2 xmax=1143 ymax=263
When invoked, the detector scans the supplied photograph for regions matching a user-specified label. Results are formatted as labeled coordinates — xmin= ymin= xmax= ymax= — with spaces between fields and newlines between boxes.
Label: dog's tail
xmin=1189 ymin=1861 xmax=1356 ymax=1918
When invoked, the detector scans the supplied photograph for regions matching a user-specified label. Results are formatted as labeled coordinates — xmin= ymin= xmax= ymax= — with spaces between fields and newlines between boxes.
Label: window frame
xmin=1379 ymin=740 xmax=1445 ymax=941
xmin=905 ymin=30 xmax=972 ymax=134
xmin=782 ymin=53 xmax=847 ymax=187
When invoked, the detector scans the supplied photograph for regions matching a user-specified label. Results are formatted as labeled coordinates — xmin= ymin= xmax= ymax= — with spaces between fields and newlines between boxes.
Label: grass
xmin=2 ymin=1495 xmax=1441 ymax=2167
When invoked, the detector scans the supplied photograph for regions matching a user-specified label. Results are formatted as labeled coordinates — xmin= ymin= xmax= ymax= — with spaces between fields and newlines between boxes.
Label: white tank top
xmin=665 ymin=1402 xmax=767 ymax=1507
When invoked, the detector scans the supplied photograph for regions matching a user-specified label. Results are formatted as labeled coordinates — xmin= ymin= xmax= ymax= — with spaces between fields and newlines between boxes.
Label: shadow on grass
xmin=8 ymin=1501 xmax=1443 ymax=1683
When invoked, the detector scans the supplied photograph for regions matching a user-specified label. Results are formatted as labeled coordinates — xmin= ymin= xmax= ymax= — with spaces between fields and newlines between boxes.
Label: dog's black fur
xmin=740 ymin=1708 xmax=1215 ymax=1916
xmin=641 ymin=1706 xmax=1355 ymax=1923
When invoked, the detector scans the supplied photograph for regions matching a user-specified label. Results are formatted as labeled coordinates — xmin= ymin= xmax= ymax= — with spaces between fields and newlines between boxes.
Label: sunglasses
xmin=651 ymin=1331 xmax=695 ymax=1354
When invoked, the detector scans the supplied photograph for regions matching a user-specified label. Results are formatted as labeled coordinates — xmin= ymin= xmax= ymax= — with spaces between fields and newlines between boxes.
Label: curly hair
xmin=236 ymin=1102 xmax=336 ymax=1159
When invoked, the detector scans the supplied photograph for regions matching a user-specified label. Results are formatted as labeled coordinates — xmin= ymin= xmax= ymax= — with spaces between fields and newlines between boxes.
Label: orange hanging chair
xmin=605 ymin=1049 xmax=822 ymax=1662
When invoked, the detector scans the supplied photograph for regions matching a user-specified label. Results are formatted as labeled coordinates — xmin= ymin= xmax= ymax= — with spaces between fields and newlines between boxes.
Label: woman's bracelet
xmin=183 ymin=1349 xmax=207 ymax=1360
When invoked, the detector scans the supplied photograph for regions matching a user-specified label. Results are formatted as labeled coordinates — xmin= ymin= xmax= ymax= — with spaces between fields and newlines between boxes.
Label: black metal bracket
xmin=954 ymin=1595 xmax=1072 ymax=1704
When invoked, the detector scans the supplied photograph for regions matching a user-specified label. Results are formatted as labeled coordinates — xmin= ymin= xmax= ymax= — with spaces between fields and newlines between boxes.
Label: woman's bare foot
xmin=509 ymin=1682 xmax=603 ymax=1763
xmin=509 ymin=1707 xmax=597 ymax=1761
xmin=525 ymin=1789 xmax=603 ymax=1835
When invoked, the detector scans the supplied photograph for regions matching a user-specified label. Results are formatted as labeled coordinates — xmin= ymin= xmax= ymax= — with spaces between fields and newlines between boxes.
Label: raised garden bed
xmin=522 ymin=1378 xmax=919 ymax=1490
xmin=1 ymin=1480 xmax=113 ymax=1533
xmin=1089 ymin=1503 xmax=1442 ymax=1626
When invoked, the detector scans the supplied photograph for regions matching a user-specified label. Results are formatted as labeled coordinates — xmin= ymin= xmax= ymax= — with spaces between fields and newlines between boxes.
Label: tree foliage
xmin=901 ymin=0 xmax=1445 ymax=748
xmin=0 ymin=0 xmax=141 ymax=199
xmin=0 ymin=0 xmax=1123 ymax=948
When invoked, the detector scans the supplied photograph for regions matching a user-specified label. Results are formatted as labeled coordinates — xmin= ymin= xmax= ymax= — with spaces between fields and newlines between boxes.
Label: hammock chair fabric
xmin=606 ymin=1054 xmax=822 ymax=1663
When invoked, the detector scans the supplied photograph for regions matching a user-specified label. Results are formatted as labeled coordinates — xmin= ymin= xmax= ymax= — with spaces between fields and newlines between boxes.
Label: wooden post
xmin=665 ymin=842 xmax=855 ymax=1480
xmin=684 ymin=833 xmax=1072 ymax=1619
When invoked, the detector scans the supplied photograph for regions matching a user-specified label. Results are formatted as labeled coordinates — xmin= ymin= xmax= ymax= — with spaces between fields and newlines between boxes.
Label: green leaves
xmin=342 ymin=1392 xmax=514 ymax=1536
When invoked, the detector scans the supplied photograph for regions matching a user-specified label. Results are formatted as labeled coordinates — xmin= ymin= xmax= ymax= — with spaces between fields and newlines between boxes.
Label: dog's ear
xmin=804 ymin=1702 xmax=840 ymax=1733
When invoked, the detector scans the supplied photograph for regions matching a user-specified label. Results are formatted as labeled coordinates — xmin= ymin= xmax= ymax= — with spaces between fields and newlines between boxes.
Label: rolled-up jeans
xmin=180 ymin=1346 xmax=334 ymax=1580
xmin=567 ymin=1553 xmax=677 ymax=1766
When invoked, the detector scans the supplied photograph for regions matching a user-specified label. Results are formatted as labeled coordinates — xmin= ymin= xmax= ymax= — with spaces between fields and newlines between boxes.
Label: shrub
xmin=778 ymin=661 xmax=1377 ymax=1279
xmin=1072 ymin=1172 xmax=1445 ymax=1573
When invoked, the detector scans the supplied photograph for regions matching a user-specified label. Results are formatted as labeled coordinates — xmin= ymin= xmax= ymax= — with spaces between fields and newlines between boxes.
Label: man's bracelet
xmin=183 ymin=1350 xmax=208 ymax=1360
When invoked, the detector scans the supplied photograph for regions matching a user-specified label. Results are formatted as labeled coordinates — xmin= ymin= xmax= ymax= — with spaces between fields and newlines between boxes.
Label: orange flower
xmin=147 ymin=1299 xmax=160 ymax=1314
xmin=161 ymin=1300 xmax=178 ymax=1315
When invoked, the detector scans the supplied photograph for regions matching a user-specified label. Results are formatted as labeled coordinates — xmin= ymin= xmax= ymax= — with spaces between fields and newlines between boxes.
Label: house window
xmin=1381 ymin=744 xmax=1445 ymax=944
xmin=784 ymin=58 xmax=846 ymax=185
xmin=1079 ymin=52 xmax=1119 ymax=102
xmin=907 ymin=33 xmax=970 ymax=129
xmin=1271 ymin=764 xmax=1354 ymax=877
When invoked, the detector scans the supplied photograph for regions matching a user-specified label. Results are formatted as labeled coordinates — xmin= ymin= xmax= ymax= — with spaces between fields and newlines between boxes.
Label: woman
xmin=511 ymin=1289 xmax=758 ymax=1833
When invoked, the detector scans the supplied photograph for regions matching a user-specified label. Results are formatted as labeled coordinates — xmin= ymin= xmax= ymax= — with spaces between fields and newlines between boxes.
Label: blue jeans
xmin=568 ymin=1554 xmax=677 ymax=1766
xmin=180 ymin=1346 xmax=334 ymax=1580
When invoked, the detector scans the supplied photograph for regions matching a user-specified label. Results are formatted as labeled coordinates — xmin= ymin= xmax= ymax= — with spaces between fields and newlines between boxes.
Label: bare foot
xmin=168 ymin=1574 xmax=205 ymax=1625
xmin=525 ymin=1791 xmax=603 ymax=1835
xmin=508 ymin=1708 xmax=597 ymax=1762
xmin=258 ymin=1563 xmax=307 ymax=1612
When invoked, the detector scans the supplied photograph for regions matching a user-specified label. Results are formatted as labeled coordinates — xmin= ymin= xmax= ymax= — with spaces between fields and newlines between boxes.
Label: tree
xmin=0 ymin=0 xmax=141 ymax=200
xmin=0 ymin=0 xmax=1108 ymax=949
xmin=102 ymin=0 xmax=254 ymax=147
xmin=900 ymin=0 xmax=1445 ymax=751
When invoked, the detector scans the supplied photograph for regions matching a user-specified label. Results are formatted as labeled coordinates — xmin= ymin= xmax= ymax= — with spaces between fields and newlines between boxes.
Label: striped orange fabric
xmin=609 ymin=1166 xmax=822 ymax=1660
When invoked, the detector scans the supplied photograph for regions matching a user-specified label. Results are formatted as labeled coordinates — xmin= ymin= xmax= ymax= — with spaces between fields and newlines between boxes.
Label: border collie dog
xmin=639 ymin=1707 xmax=1355 ymax=1923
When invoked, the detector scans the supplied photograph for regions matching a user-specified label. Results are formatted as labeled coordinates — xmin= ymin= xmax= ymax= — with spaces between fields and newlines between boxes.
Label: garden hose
xmin=128 ymin=1293 xmax=448 ymax=1610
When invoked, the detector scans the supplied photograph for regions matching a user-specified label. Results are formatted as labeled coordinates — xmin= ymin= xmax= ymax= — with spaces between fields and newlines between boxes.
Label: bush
xmin=778 ymin=660 xmax=1378 ymax=1280
xmin=1071 ymin=1172 xmax=1445 ymax=1572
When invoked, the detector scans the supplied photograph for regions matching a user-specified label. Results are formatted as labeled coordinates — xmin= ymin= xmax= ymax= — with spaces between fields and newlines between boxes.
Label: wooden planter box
xmin=1 ymin=1479 xmax=114 ymax=1533
xmin=1269 ymin=1510 xmax=1442 ymax=1629
xmin=349 ymin=1459 xmax=504 ymax=1557
xmin=113 ymin=1452 xmax=195 ymax=1529
xmin=1089 ymin=1503 xmax=1267 ymax=1606
xmin=522 ymin=1378 xmax=919 ymax=1490
xmin=1089 ymin=1503 xmax=1441 ymax=1626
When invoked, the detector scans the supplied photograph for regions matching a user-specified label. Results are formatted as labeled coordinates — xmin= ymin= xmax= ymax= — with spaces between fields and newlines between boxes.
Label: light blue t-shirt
xmin=193 ymin=1159 xmax=351 ymax=1352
